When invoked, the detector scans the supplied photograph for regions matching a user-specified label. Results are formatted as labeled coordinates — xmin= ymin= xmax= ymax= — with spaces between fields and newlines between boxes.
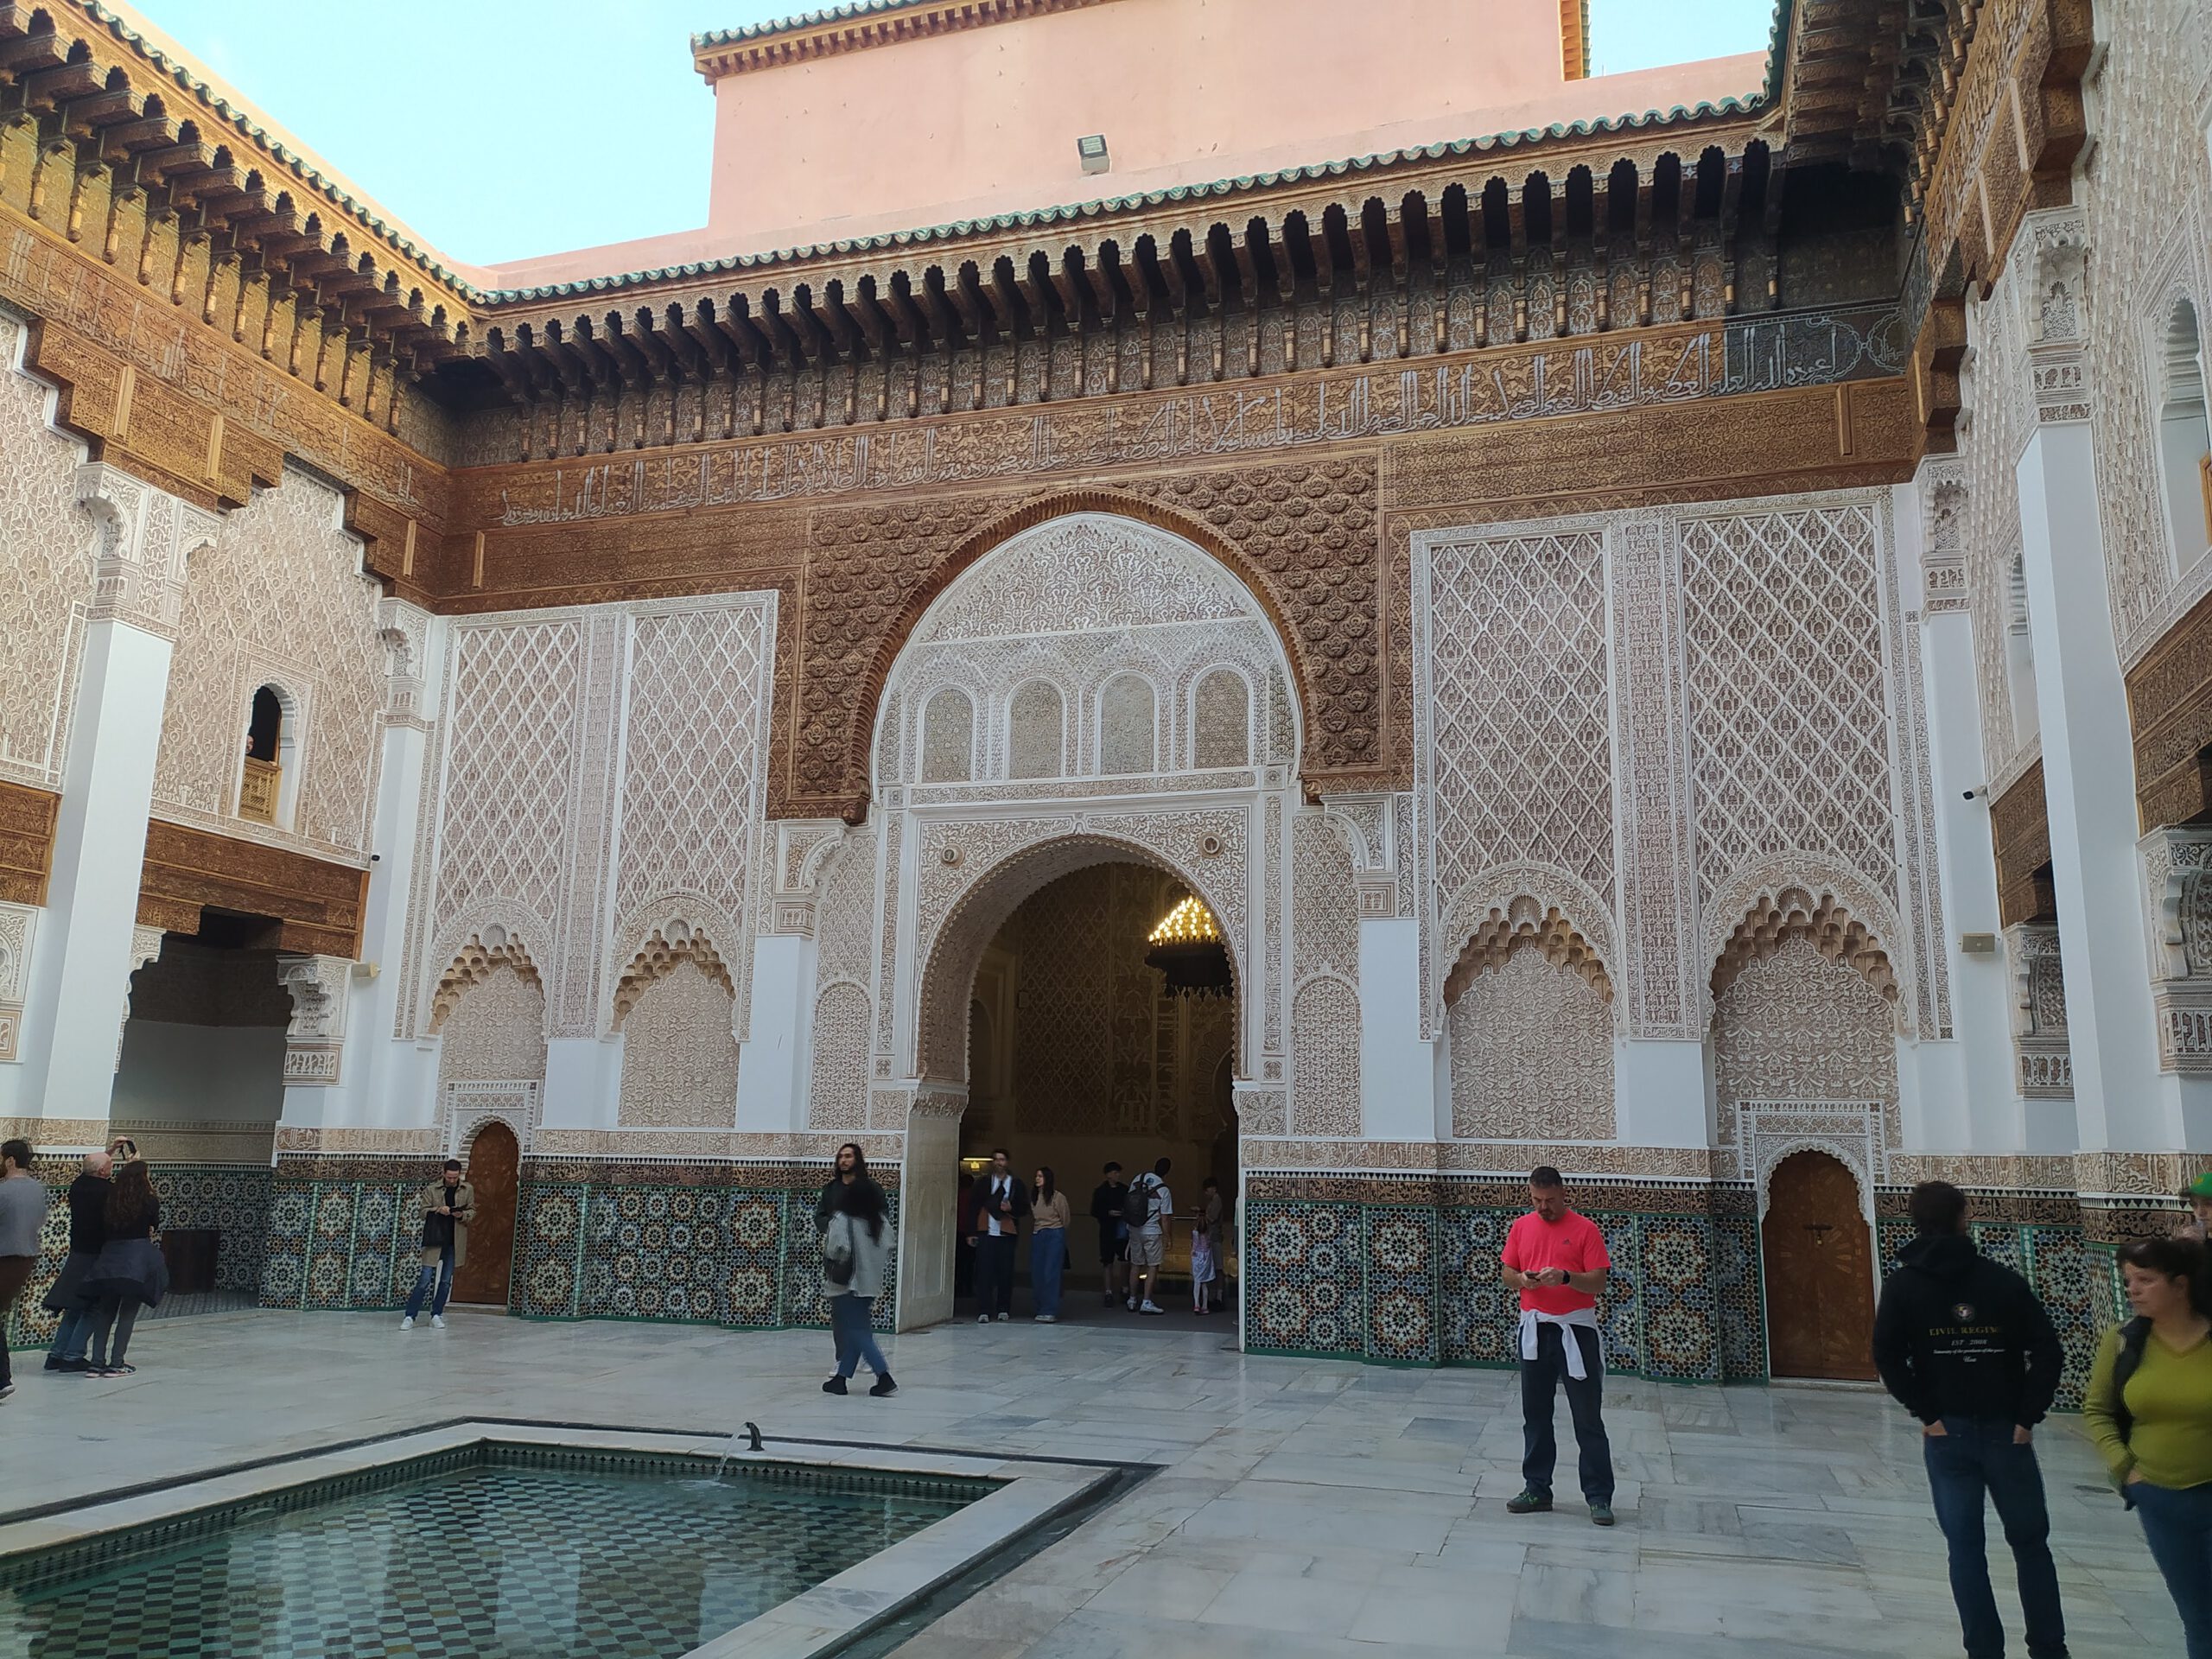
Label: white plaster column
xmin=736 ymin=821 xmax=845 ymax=1134
xmin=5 ymin=466 xmax=216 ymax=1136
xmin=2012 ymin=208 xmax=2206 ymax=1154
xmin=1613 ymin=1039 xmax=1710 ymax=1146
xmin=896 ymin=1091 xmax=966 ymax=1330
xmin=351 ymin=601 xmax=447 ymax=1132
xmin=1902 ymin=464 xmax=2038 ymax=1152
xmin=1357 ymin=914 xmax=1436 ymax=1140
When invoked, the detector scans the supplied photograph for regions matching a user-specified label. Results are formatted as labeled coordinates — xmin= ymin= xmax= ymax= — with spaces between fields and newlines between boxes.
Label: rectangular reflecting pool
xmin=0 ymin=1444 xmax=997 ymax=1658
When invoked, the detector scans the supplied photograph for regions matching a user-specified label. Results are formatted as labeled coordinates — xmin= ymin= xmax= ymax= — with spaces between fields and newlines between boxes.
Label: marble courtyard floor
xmin=0 ymin=1308 xmax=2183 ymax=1657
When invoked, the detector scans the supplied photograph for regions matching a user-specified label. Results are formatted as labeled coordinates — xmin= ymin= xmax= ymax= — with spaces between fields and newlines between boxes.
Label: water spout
xmin=714 ymin=1421 xmax=765 ymax=1479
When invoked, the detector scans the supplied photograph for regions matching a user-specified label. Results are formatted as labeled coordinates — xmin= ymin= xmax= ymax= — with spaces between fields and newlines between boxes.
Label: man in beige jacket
xmin=400 ymin=1159 xmax=473 ymax=1331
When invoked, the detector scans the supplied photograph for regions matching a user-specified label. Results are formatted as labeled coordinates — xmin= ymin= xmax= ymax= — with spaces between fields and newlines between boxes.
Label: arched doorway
xmin=1761 ymin=1148 xmax=1877 ymax=1380
xmin=452 ymin=1120 xmax=519 ymax=1308
xmin=898 ymin=836 xmax=1246 ymax=1329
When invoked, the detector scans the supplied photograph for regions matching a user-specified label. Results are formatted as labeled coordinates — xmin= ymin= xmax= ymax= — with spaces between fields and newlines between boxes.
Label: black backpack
xmin=1123 ymin=1176 xmax=1156 ymax=1232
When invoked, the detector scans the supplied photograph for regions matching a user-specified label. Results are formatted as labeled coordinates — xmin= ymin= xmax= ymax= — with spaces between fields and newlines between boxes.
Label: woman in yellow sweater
xmin=2084 ymin=1236 xmax=2212 ymax=1659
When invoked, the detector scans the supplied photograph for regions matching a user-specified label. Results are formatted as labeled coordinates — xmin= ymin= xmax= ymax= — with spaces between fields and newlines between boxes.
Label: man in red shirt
xmin=1498 ymin=1165 xmax=1615 ymax=1525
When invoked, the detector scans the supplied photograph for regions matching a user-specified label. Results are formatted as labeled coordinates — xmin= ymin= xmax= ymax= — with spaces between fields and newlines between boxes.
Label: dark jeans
xmin=1922 ymin=1418 xmax=2067 ymax=1659
xmin=0 ymin=1255 xmax=32 ymax=1386
xmin=1520 ymin=1322 xmax=1612 ymax=1503
xmin=830 ymin=1293 xmax=889 ymax=1379
xmin=975 ymin=1234 xmax=1016 ymax=1319
xmin=88 ymin=1296 xmax=139 ymax=1370
xmin=403 ymin=1249 xmax=454 ymax=1319
xmin=48 ymin=1306 xmax=89 ymax=1363
xmin=2133 ymin=1479 xmax=2212 ymax=1659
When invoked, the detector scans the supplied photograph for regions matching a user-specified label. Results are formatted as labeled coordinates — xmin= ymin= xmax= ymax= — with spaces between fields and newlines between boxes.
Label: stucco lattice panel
xmin=1424 ymin=529 xmax=1614 ymax=915
xmin=913 ymin=515 xmax=1254 ymax=642
xmin=152 ymin=470 xmax=385 ymax=857
xmin=814 ymin=835 xmax=879 ymax=985
xmin=920 ymin=688 xmax=974 ymax=782
xmin=1290 ymin=976 xmax=1360 ymax=1135
xmin=1292 ymin=815 xmax=1360 ymax=982
xmin=808 ymin=980 xmax=872 ymax=1130
xmin=1449 ymin=948 xmax=1615 ymax=1141
xmin=1193 ymin=669 xmax=1250 ymax=768
xmin=1680 ymin=505 xmax=1896 ymax=900
xmin=1007 ymin=680 xmax=1064 ymax=779
xmin=0 ymin=315 xmax=90 ymax=791
xmin=1712 ymin=937 xmax=1898 ymax=1181
xmin=2087 ymin=0 xmax=2212 ymax=649
xmin=1099 ymin=675 xmax=1157 ymax=774
xmin=616 ymin=958 xmax=740 ymax=1128
xmin=437 ymin=963 xmax=549 ymax=1094
xmin=433 ymin=620 xmax=582 ymax=936
xmin=612 ymin=606 xmax=770 ymax=942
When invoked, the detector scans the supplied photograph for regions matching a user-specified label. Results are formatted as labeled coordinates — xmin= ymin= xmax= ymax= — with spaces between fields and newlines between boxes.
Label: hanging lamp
xmin=1145 ymin=894 xmax=1232 ymax=998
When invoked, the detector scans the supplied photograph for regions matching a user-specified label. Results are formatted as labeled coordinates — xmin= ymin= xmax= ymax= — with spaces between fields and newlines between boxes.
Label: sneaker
xmin=0 ymin=1382 xmax=14 ymax=1402
xmin=822 ymin=1376 xmax=849 ymax=1395
xmin=1101 ymin=1291 xmax=1116 ymax=1306
xmin=430 ymin=1315 xmax=446 ymax=1329
xmin=400 ymin=1316 xmax=415 ymax=1331
xmin=42 ymin=1356 xmax=64 ymax=1371
xmin=868 ymin=1375 xmax=898 ymax=1397
xmin=1125 ymin=1297 xmax=1138 ymax=1312
xmin=58 ymin=1357 xmax=91 ymax=1373
xmin=977 ymin=1314 xmax=990 ymax=1325
xmin=1035 ymin=1314 xmax=1057 ymax=1324
xmin=995 ymin=1312 xmax=1010 ymax=1322
xmin=1589 ymin=1502 xmax=1616 ymax=1527
xmin=1504 ymin=1489 xmax=1553 ymax=1515
xmin=1139 ymin=1301 xmax=1166 ymax=1316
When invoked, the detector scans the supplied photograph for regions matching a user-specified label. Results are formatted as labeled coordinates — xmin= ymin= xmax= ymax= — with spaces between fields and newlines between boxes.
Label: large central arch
xmin=851 ymin=510 xmax=1303 ymax=1330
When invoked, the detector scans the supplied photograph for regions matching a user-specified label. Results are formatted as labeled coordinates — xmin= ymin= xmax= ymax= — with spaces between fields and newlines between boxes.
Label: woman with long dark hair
xmin=820 ymin=1173 xmax=895 ymax=1397
xmin=2085 ymin=1235 xmax=2212 ymax=1658
xmin=1029 ymin=1166 xmax=1071 ymax=1323
xmin=85 ymin=1158 xmax=167 ymax=1377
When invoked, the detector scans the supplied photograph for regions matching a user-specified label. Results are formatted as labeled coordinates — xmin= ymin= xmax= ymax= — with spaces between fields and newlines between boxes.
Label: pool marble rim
xmin=0 ymin=1420 xmax=1128 ymax=1659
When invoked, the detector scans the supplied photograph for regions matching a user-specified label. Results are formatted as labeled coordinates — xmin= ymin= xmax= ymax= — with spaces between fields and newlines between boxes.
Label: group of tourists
xmin=0 ymin=1135 xmax=169 ymax=1394
xmin=1505 ymin=1164 xmax=2212 ymax=1659
xmin=958 ymin=1152 xmax=1230 ymax=1321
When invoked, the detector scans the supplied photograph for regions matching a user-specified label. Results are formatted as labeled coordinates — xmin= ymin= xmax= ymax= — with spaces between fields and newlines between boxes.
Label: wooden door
xmin=1761 ymin=1149 xmax=1878 ymax=1380
xmin=452 ymin=1121 xmax=518 ymax=1308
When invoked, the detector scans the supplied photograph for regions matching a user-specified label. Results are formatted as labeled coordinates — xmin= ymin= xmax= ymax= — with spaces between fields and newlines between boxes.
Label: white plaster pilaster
xmin=5 ymin=467 xmax=215 ymax=1124
xmin=738 ymin=819 xmax=844 ymax=1134
xmin=1901 ymin=466 xmax=2028 ymax=1153
xmin=2012 ymin=207 xmax=2207 ymax=1153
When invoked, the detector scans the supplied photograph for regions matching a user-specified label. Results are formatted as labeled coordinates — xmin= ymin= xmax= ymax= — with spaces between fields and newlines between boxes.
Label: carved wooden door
xmin=1761 ymin=1149 xmax=1878 ymax=1380
xmin=452 ymin=1121 xmax=518 ymax=1308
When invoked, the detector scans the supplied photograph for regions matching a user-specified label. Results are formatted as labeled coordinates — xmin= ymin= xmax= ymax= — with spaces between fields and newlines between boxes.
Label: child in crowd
xmin=1189 ymin=1215 xmax=1217 ymax=1315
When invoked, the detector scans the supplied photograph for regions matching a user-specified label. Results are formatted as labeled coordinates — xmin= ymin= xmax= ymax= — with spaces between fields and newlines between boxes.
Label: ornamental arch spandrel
xmin=776 ymin=466 xmax=1382 ymax=822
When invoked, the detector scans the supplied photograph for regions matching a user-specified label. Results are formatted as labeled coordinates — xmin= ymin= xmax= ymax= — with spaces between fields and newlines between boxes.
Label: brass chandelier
xmin=1145 ymin=894 xmax=1232 ymax=998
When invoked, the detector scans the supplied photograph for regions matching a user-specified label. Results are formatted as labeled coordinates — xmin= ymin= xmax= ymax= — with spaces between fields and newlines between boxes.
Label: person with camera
xmin=400 ymin=1160 xmax=472 ymax=1331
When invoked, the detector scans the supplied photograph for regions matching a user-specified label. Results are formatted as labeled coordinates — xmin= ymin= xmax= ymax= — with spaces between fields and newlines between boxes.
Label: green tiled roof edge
xmin=486 ymin=90 xmax=1770 ymax=304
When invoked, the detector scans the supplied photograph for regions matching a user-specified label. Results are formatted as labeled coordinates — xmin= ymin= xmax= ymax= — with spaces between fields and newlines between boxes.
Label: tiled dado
xmin=1242 ymin=1173 xmax=1764 ymax=1382
xmin=4 ymin=1162 xmax=271 ymax=1351
xmin=257 ymin=1160 xmax=442 ymax=1313
xmin=512 ymin=1162 xmax=902 ymax=1333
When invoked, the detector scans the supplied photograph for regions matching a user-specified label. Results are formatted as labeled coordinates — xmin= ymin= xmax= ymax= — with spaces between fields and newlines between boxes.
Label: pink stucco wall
xmin=482 ymin=0 xmax=1763 ymax=291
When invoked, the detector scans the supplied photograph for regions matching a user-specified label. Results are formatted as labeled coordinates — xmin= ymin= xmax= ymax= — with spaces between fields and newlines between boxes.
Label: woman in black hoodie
xmin=1872 ymin=1181 xmax=2067 ymax=1659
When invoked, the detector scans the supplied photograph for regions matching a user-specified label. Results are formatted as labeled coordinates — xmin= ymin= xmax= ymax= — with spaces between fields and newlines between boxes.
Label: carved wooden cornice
xmin=0 ymin=780 xmax=59 ymax=907
xmin=136 ymin=818 xmax=368 ymax=957
xmin=1990 ymin=759 xmax=2056 ymax=928
xmin=0 ymin=3 xmax=473 ymax=368
xmin=2129 ymin=582 xmax=2212 ymax=834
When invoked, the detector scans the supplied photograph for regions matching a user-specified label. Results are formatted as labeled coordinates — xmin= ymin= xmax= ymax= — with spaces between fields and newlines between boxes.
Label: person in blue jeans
xmin=1873 ymin=1181 xmax=2069 ymax=1659
xmin=1029 ymin=1166 xmax=1071 ymax=1322
xmin=400 ymin=1160 xmax=472 ymax=1331
xmin=820 ymin=1174 xmax=895 ymax=1397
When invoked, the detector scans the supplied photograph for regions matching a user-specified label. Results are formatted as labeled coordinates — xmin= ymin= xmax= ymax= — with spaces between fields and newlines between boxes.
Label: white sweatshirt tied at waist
xmin=1519 ymin=1306 xmax=1604 ymax=1379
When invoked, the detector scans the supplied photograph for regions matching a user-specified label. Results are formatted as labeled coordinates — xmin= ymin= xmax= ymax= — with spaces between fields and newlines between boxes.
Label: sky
xmin=132 ymin=0 xmax=1779 ymax=268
